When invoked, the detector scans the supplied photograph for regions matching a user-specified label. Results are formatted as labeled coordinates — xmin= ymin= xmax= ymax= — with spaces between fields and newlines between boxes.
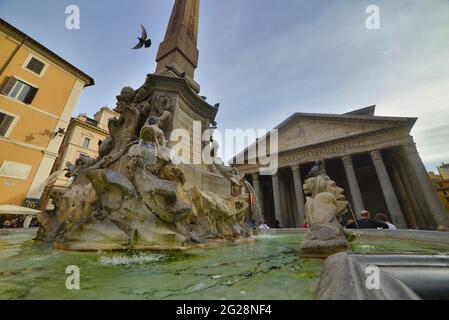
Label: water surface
xmin=0 ymin=230 xmax=320 ymax=300
xmin=1 ymin=229 xmax=448 ymax=300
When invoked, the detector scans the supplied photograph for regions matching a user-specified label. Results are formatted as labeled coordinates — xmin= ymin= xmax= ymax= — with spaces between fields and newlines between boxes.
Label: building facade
xmin=429 ymin=164 xmax=449 ymax=213
xmin=40 ymin=107 xmax=118 ymax=208
xmin=437 ymin=163 xmax=449 ymax=179
xmin=0 ymin=19 xmax=94 ymax=208
xmin=233 ymin=106 xmax=449 ymax=230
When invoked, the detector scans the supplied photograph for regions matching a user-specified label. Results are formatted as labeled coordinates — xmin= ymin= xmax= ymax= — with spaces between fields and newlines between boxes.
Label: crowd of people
xmin=3 ymin=210 xmax=394 ymax=231
xmin=0 ymin=216 xmax=39 ymax=229
xmin=295 ymin=210 xmax=398 ymax=230
xmin=1 ymin=216 xmax=23 ymax=229
xmin=345 ymin=210 xmax=397 ymax=230
xmin=255 ymin=209 xmax=398 ymax=230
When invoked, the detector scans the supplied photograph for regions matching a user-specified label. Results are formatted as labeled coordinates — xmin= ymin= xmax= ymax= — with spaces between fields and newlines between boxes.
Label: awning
xmin=0 ymin=204 xmax=42 ymax=216
xmin=0 ymin=205 xmax=42 ymax=228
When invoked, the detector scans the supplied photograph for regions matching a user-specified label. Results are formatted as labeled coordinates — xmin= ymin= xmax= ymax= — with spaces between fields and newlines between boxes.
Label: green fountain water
xmin=1 ymin=229 xmax=449 ymax=300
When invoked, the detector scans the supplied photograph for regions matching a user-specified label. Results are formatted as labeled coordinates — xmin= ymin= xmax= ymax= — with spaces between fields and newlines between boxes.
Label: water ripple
xmin=98 ymin=253 xmax=166 ymax=266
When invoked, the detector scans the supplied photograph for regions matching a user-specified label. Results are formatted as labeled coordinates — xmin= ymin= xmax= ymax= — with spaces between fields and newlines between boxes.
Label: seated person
xmin=2 ymin=220 xmax=11 ymax=228
xmin=248 ymin=219 xmax=257 ymax=229
xmin=258 ymin=222 xmax=270 ymax=230
xmin=346 ymin=210 xmax=389 ymax=229
xmin=300 ymin=219 xmax=310 ymax=229
xmin=375 ymin=213 xmax=397 ymax=230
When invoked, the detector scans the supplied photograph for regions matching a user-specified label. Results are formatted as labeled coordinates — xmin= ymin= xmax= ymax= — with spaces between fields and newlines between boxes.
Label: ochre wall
xmin=0 ymin=142 xmax=43 ymax=204
xmin=0 ymin=31 xmax=86 ymax=205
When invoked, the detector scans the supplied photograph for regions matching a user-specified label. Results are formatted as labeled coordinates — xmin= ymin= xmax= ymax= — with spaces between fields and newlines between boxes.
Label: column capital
xmin=251 ymin=172 xmax=259 ymax=180
xmin=401 ymin=142 xmax=418 ymax=155
xmin=370 ymin=149 xmax=382 ymax=160
xmin=342 ymin=155 xmax=353 ymax=166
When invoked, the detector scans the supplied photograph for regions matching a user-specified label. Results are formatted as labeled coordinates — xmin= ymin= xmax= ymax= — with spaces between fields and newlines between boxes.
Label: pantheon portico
xmin=232 ymin=106 xmax=449 ymax=230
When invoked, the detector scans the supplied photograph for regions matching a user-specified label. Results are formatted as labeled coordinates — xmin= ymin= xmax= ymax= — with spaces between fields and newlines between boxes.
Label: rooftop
xmin=0 ymin=18 xmax=94 ymax=87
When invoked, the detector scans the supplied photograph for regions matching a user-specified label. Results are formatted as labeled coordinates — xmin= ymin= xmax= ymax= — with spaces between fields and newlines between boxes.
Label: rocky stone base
xmin=300 ymin=239 xmax=349 ymax=259
xmin=299 ymin=222 xmax=350 ymax=258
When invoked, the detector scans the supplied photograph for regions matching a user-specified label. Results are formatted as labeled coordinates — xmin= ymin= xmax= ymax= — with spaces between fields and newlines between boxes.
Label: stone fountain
xmin=299 ymin=173 xmax=351 ymax=258
xmin=36 ymin=0 xmax=257 ymax=251
xmin=36 ymin=75 xmax=256 ymax=251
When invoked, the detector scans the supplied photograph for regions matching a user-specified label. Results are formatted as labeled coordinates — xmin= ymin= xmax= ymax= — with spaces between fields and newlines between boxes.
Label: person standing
xmin=2 ymin=220 xmax=11 ymax=228
xmin=301 ymin=219 xmax=310 ymax=229
xmin=375 ymin=213 xmax=398 ymax=230
xmin=346 ymin=210 xmax=389 ymax=229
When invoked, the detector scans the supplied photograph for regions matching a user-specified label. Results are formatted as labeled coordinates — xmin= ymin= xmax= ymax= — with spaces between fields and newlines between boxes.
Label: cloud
xmin=196 ymin=0 xmax=449 ymax=167
xmin=4 ymin=0 xmax=446 ymax=169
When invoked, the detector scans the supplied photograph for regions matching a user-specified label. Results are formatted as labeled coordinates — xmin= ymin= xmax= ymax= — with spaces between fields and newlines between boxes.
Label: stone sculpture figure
xmin=205 ymin=138 xmax=243 ymax=188
xmin=302 ymin=175 xmax=347 ymax=224
xmin=299 ymin=174 xmax=350 ymax=258
xmin=65 ymin=156 xmax=96 ymax=181
xmin=37 ymin=74 xmax=253 ymax=251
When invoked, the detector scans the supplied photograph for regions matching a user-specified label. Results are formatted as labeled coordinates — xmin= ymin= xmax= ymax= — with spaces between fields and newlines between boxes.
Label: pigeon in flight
xmin=132 ymin=25 xmax=152 ymax=49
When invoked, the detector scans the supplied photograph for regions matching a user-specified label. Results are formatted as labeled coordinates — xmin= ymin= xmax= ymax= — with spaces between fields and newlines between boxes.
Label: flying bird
xmin=132 ymin=25 xmax=152 ymax=49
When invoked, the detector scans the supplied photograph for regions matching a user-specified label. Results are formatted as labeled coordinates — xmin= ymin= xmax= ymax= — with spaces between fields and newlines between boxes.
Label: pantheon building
xmin=232 ymin=106 xmax=449 ymax=230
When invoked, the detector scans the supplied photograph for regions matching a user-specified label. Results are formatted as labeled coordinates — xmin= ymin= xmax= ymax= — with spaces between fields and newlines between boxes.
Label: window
xmin=82 ymin=137 xmax=91 ymax=148
xmin=1 ymin=77 xmax=38 ymax=104
xmin=25 ymin=57 xmax=46 ymax=75
xmin=85 ymin=118 xmax=98 ymax=127
xmin=0 ymin=112 xmax=15 ymax=137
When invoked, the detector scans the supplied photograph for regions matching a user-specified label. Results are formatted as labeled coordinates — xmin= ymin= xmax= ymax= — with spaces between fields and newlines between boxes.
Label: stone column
xmin=342 ymin=155 xmax=365 ymax=217
xmin=401 ymin=143 xmax=449 ymax=228
xmin=321 ymin=160 xmax=327 ymax=175
xmin=396 ymin=157 xmax=430 ymax=229
xmin=390 ymin=165 xmax=418 ymax=229
xmin=271 ymin=173 xmax=283 ymax=227
xmin=251 ymin=173 xmax=264 ymax=216
xmin=291 ymin=165 xmax=305 ymax=227
xmin=370 ymin=150 xmax=407 ymax=228
xmin=279 ymin=177 xmax=292 ymax=227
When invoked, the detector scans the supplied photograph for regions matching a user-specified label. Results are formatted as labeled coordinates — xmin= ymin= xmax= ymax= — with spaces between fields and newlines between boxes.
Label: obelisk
xmin=155 ymin=0 xmax=200 ymax=87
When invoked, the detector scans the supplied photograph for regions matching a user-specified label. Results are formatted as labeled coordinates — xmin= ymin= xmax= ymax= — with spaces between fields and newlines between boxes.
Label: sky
xmin=1 ymin=0 xmax=448 ymax=170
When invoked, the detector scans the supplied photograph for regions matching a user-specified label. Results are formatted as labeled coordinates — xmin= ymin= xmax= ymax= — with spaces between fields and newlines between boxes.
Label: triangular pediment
xmin=277 ymin=113 xmax=414 ymax=152
xmin=232 ymin=112 xmax=416 ymax=163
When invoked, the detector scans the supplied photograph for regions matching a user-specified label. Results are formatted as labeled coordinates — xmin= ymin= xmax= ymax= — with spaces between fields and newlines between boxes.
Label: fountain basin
xmin=1 ymin=228 xmax=449 ymax=300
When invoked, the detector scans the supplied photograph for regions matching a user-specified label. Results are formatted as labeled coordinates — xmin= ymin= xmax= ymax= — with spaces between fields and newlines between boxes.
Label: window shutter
xmin=1 ymin=77 xmax=18 ymax=96
xmin=26 ymin=58 xmax=45 ymax=75
xmin=0 ymin=113 xmax=14 ymax=136
xmin=23 ymin=86 xmax=38 ymax=104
